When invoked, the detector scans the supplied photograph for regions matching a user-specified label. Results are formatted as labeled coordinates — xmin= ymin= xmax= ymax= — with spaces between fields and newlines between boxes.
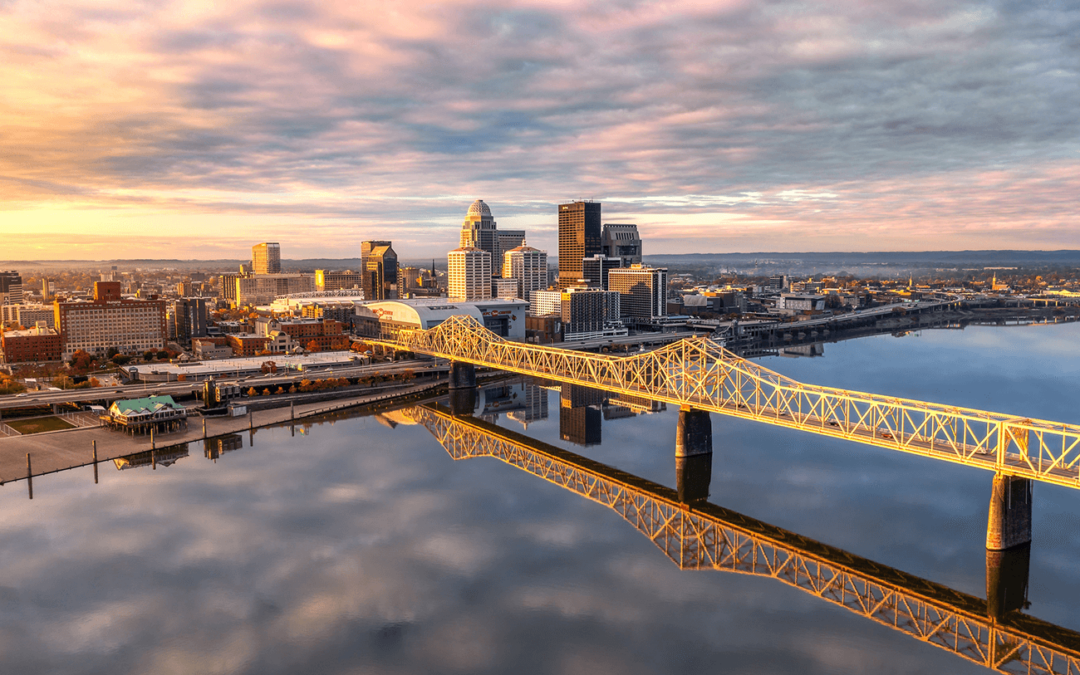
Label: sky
xmin=1 ymin=0 xmax=1078 ymax=261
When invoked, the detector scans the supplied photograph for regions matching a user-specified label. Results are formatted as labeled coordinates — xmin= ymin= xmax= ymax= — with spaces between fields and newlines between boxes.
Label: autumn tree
xmin=247 ymin=387 xmax=258 ymax=396
xmin=306 ymin=340 xmax=320 ymax=353
xmin=69 ymin=350 xmax=95 ymax=373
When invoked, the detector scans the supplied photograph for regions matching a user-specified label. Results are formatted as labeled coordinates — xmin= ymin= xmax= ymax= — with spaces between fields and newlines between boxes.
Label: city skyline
xmin=2 ymin=1 xmax=1079 ymax=260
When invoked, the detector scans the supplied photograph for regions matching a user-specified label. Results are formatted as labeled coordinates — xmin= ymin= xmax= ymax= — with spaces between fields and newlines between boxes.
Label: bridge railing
xmin=409 ymin=404 xmax=1080 ymax=675
xmin=369 ymin=316 xmax=1080 ymax=490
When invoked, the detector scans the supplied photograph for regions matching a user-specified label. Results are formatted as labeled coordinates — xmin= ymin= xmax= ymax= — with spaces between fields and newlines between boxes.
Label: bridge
xmin=408 ymin=403 xmax=1080 ymax=675
xmin=368 ymin=315 xmax=1080 ymax=492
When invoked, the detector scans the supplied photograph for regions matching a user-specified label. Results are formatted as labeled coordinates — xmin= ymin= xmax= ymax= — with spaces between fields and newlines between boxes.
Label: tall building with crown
xmin=460 ymin=200 xmax=525 ymax=272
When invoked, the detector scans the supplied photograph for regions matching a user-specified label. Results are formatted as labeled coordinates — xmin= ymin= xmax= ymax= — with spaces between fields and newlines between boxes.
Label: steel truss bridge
xmin=370 ymin=316 xmax=1080 ymax=490
xmin=409 ymin=403 xmax=1080 ymax=675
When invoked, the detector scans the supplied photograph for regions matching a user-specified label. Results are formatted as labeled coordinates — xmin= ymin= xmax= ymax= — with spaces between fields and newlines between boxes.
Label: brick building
xmin=1 ymin=325 xmax=62 ymax=363
xmin=54 ymin=282 xmax=167 ymax=360
xmin=225 ymin=334 xmax=271 ymax=357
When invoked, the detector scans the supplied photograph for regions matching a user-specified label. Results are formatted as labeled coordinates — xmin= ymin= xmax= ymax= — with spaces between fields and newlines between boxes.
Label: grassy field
xmin=6 ymin=417 xmax=77 ymax=434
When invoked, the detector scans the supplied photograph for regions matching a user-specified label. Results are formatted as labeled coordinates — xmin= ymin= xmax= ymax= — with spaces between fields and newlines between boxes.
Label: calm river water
xmin=1 ymin=323 xmax=1078 ymax=674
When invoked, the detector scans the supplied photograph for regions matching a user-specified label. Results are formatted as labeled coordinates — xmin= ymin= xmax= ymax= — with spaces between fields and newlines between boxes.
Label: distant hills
xmin=2 ymin=251 xmax=1079 ymax=271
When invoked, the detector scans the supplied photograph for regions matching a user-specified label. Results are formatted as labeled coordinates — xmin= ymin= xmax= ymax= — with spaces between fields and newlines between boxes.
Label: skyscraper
xmin=460 ymin=200 xmax=498 ymax=259
xmin=558 ymin=201 xmax=602 ymax=288
xmin=601 ymin=223 xmax=642 ymax=266
xmin=361 ymin=241 xmax=398 ymax=300
xmin=448 ymin=247 xmax=492 ymax=302
xmin=502 ymin=245 xmax=548 ymax=302
xmin=251 ymin=243 xmax=281 ymax=275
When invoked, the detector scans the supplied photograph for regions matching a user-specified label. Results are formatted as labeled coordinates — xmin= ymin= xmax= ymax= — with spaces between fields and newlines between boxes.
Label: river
xmin=0 ymin=323 xmax=1077 ymax=674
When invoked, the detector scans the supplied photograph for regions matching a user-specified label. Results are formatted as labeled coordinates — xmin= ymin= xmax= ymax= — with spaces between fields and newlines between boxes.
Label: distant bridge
xmin=369 ymin=316 xmax=1080 ymax=490
xmin=409 ymin=403 xmax=1080 ymax=675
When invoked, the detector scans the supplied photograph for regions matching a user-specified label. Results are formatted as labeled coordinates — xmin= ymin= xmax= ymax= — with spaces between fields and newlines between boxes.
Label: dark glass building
xmin=558 ymin=201 xmax=602 ymax=289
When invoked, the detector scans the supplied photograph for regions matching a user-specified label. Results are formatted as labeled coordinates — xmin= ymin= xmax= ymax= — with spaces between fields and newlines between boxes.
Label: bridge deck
xmin=369 ymin=315 xmax=1080 ymax=490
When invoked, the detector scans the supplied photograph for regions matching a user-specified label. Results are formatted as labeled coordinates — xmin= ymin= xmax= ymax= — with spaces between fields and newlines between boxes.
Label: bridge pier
xmin=676 ymin=406 xmax=712 ymax=504
xmin=986 ymin=473 xmax=1032 ymax=551
xmin=447 ymin=361 xmax=477 ymax=416
xmin=447 ymin=388 xmax=477 ymax=416
xmin=986 ymin=543 xmax=1030 ymax=621
xmin=448 ymin=362 xmax=477 ymax=390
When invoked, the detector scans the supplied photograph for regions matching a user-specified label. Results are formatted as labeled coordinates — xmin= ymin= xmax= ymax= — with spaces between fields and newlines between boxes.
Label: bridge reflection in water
xmin=406 ymin=402 xmax=1080 ymax=675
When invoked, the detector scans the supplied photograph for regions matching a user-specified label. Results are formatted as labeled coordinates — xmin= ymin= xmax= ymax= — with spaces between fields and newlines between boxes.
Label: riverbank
xmin=0 ymin=379 xmax=449 ymax=488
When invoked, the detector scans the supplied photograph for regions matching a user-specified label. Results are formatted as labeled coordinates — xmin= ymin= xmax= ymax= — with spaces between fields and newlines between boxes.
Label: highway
xmin=0 ymin=359 xmax=437 ymax=411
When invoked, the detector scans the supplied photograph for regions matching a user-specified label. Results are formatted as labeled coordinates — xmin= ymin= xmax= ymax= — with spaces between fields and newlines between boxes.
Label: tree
xmin=306 ymin=340 xmax=321 ymax=353
xmin=156 ymin=350 xmax=169 ymax=360
xmin=0 ymin=372 xmax=26 ymax=396
xmin=288 ymin=385 xmax=297 ymax=394
xmin=177 ymin=374 xmax=187 ymax=382
xmin=143 ymin=350 xmax=156 ymax=362
xmin=69 ymin=350 xmax=95 ymax=373
xmin=262 ymin=388 xmax=271 ymax=396
xmin=247 ymin=387 xmax=257 ymax=396
xmin=275 ymin=386 xmax=285 ymax=395
xmin=89 ymin=378 xmax=101 ymax=388
xmin=111 ymin=354 xmax=132 ymax=366
xmin=106 ymin=347 xmax=120 ymax=359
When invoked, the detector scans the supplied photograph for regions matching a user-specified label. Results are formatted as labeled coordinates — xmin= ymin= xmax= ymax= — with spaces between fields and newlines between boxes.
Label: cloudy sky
xmin=1 ymin=0 xmax=1078 ymax=260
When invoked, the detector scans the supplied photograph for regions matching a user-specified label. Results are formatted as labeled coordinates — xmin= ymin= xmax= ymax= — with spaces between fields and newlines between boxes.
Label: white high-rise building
xmin=448 ymin=247 xmax=492 ymax=302
xmin=502 ymin=245 xmax=548 ymax=302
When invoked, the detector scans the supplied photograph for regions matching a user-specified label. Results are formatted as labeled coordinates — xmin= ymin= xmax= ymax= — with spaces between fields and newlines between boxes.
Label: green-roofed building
xmin=106 ymin=395 xmax=188 ymax=435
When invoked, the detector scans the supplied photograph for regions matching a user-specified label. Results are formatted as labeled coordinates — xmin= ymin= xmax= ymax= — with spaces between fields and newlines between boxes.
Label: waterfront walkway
xmin=0 ymin=381 xmax=444 ymax=486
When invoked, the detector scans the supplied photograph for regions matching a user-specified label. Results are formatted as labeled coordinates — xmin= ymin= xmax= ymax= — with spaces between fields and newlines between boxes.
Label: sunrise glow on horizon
xmin=2 ymin=0 xmax=1078 ymax=260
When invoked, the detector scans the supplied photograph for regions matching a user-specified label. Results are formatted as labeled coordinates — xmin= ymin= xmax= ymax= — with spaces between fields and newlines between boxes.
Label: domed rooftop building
xmin=460 ymin=199 xmax=527 ymax=269
xmin=465 ymin=199 xmax=493 ymax=221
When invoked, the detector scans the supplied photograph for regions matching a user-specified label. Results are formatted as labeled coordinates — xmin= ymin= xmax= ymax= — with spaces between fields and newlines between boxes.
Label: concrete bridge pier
xmin=447 ymin=361 xmax=478 ymax=416
xmin=448 ymin=362 xmax=477 ymax=390
xmin=984 ymin=473 xmax=1033 ymax=621
xmin=986 ymin=543 xmax=1031 ymax=621
xmin=676 ymin=406 xmax=713 ymax=504
xmin=986 ymin=473 xmax=1033 ymax=551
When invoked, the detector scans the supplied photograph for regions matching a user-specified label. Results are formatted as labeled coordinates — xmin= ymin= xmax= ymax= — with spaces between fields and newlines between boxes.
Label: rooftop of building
xmin=1 ymin=326 xmax=58 ymax=337
xmin=111 ymin=395 xmax=184 ymax=415
xmin=466 ymin=199 xmax=492 ymax=219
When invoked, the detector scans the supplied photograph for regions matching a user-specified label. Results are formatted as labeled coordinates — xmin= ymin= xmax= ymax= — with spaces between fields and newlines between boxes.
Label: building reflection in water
xmin=113 ymin=443 xmax=190 ymax=470
xmin=560 ymin=383 xmax=603 ymax=447
xmin=204 ymin=434 xmax=244 ymax=461
xmin=406 ymin=402 xmax=1080 ymax=675
xmin=507 ymin=383 xmax=550 ymax=429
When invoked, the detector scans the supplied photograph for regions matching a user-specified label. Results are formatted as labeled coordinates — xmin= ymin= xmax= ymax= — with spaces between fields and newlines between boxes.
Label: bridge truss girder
xmin=370 ymin=316 xmax=1080 ymax=490
xmin=410 ymin=404 xmax=1080 ymax=675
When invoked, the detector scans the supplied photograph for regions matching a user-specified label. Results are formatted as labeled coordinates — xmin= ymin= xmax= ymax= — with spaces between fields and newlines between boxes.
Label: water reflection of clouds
xmin=0 ymin=326 xmax=1078 ymax=673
